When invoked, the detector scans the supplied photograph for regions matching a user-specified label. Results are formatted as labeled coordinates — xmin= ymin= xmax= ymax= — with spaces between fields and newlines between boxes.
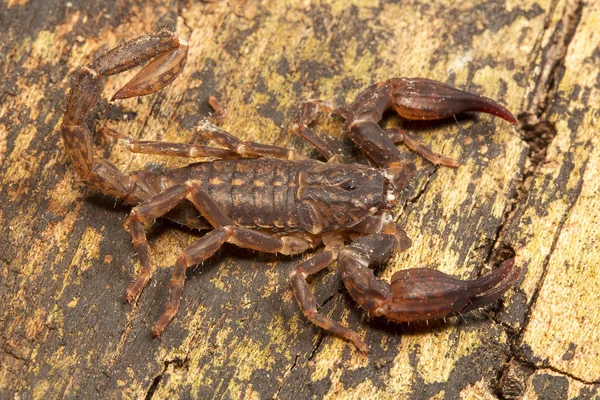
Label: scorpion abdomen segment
xmin=63 ymin=68 xmax=103 ymax=126
xmin=90 ymin=30 xmax=181 ymax=76
xmin=160 ymin=159 xmax=302 ymax=230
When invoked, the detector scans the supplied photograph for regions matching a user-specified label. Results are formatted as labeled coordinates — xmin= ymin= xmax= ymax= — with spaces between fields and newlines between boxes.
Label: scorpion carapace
xmin=61 ymin=30 xmax=520 ymax=353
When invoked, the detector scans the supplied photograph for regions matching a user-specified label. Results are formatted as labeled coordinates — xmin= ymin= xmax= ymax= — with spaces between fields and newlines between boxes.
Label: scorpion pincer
xmin=61 ymin=30 xmax=520 ymax=353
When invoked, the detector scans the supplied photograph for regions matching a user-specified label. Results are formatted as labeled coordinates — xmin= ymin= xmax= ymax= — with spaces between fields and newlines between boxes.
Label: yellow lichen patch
xmin=188 ymin=336 xmax=280 ymax=398
xmin=341 ymin=39 xmax=377 ymax=81
xmin=28 ymin=30 xmax=66 ymax=67
xmin=33 ymin=345 xmax=81 ymax=398
xmin=346 ymin=377 xmax=407 ymax=399
xmin=7 ymin=0 xmax=28 ymax=8
xmin=25 ymin=308 xmax=48 ymax=341
xmin=115 ymin=367 xmax=147 ymax=400
xmin=263 ymin=313 xmax=294 ymax=351
xmin=512 ymin=190 xmax=575 ymax=301
xmin=377 ymin=4 xmax=448 ymax=79
xmin=459 ymin=378 xmax=497 ymax=400
xmin=521 ymin=149 xmax=600 ymax=381
xmin=385 ymin=347 xmax=416 ymax=397
xmin=210 ymin=258 xmax=241 ymax=292
xmin=66 ymin=297 xmax=79 ymax=308
xmin=4 ymin=124 xmax=41 ymax=193
xmin=32 ymin=379 xmax=51 ymax=400
xmin=330 ymin=0 xmax=380 ymax=17
xmin=415 ymin=328 xmax=497 ymax=385
xmin=56 ymin=226 xmax=102 ymax=299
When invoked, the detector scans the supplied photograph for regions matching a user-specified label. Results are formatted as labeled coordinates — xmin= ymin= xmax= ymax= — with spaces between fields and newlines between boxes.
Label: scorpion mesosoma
xmin=61 ymin=30 xmax=520 ymax=353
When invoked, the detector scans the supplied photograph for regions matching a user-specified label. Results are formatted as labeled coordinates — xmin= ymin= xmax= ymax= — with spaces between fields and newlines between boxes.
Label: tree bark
xmin=1 ymin=0 xmax=598 ymax=398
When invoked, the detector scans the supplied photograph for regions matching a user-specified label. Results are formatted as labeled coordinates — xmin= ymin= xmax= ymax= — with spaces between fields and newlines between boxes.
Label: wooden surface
xmin=1 ymin=0 xmax=599 ymax=398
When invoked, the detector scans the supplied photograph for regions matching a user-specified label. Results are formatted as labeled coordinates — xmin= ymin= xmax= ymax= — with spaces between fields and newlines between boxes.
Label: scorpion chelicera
xmin=61 ymin=30 xmax=520 ymax=353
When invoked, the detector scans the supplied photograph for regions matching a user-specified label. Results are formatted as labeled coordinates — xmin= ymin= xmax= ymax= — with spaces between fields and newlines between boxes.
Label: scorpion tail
xmin=61 ymin=30 xmax=189 ymax=200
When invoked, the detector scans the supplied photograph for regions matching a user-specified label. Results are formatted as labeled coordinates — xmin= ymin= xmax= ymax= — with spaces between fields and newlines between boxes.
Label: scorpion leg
xmin=385 ymin=127 xmax=459 ymax=167
xmin=102 ymin=127 xmax=239 ymax=159
xmin=197 ymin=120 xmax=309 ymax=160
xmin=337 ymin=233 xmax=520 ymax=330
xmin=126 ymin=183 xmax=196 ymax=303
xmin=290 ymin=249 xmax=370 ymax=354
xmin=293 ymin=101 xmax=351 ymax=162
xmin=149 ymin=182 xmax=311 ymax=336
xmin=153 ymin=228 xmax=228 ymax=337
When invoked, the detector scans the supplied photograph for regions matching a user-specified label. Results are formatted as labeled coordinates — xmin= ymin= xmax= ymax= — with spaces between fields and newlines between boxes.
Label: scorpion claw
xmin=387 ymin=78 xmax=518 ymax=125
xmin=338 ymin=234 xmax=519 ymax=325
xmin=383 ymin=258 xmax=519 ymax=321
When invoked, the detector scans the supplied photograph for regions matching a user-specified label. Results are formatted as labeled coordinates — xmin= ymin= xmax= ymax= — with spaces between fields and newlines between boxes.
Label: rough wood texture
xmin=1 ymin=0 xmax=599 ymax=398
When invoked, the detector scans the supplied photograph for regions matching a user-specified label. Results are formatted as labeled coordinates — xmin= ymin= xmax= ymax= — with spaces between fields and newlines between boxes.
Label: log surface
xmin=1 ymin=0 xmax=599 ymax=398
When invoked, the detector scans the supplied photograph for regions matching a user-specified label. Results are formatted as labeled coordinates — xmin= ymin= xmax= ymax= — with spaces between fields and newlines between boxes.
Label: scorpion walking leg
xmin=126 ymin=183 xmax=196 ymax=302
xmin=293 ymin=101 xmax=351 ymax=162
xmin=151 ymin=183 xmax=309 ymax=336
xmin=385 ymin=127 xmax=459 ymax=167
xmin=290 ymin=249 xmax=370 ymax=354
xmin=197 ymin=120 xmax=308 ymax=160
xmin=152 ymin=228 xmax=228 ymax=337
xmin=102 ymin=127 xmax=239 ymax=159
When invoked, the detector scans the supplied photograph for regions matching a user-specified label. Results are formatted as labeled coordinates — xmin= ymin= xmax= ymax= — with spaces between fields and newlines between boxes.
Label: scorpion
xmin=61 ymin=30 xmax=520 ymax=353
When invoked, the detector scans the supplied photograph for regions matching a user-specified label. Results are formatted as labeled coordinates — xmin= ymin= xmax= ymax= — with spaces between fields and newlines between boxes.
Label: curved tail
xmin=60 ymin=30 xmax=189 ymax=201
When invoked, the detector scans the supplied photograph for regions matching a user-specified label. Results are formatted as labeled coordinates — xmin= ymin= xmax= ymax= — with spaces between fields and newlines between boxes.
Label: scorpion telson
xmin=62 ymin=30 xmax=520 ymax=353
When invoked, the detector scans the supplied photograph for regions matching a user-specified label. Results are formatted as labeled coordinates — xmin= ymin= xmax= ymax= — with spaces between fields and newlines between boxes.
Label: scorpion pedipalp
xmin=338 ymin=233 xmax=519 ymax=324
xmin=297 ymin=77 xmax=518 ymax=172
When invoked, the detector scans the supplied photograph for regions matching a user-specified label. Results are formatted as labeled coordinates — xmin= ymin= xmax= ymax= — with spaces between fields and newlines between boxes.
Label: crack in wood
xmin=274 ymin=354 xmax=299 ymax=399
xmin=494 ymin=0 xmax=589 ymax=393
xmin=524 ymin=0 xmax=584 ymax=123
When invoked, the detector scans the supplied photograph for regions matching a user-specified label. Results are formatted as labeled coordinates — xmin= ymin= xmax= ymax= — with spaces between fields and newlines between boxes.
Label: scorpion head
xmin=297 ymin=162 xmax=393 ymax=235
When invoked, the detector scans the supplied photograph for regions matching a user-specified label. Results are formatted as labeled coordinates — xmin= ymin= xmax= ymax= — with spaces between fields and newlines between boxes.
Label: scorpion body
xmin=61 ymin=30 xmax=520 ymax=353
xmin=149 ymin=157 xmax=394 ymax=235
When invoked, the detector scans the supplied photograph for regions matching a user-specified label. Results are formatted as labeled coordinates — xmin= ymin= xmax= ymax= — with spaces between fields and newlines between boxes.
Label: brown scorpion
xmin=61 ymin=30 xmax=520 ymax=353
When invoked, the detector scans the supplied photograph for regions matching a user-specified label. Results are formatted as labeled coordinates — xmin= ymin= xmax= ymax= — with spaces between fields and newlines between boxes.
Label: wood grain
xmin=1 ymin=0 xmax=598 ymax=398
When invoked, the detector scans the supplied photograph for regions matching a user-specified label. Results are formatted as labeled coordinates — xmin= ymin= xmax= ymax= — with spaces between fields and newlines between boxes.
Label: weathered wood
xmin=1 ymin=0 xmax=598 ymax=398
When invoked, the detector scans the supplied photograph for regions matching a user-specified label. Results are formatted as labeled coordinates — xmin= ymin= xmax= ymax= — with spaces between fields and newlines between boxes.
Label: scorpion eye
xmin=341 ymin=181 xmax=357 ymax=191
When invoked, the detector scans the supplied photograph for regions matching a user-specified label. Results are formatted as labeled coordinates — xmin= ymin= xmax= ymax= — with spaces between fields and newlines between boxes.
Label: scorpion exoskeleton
xmin=61 ymin=30 xmax=520 ymax=353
